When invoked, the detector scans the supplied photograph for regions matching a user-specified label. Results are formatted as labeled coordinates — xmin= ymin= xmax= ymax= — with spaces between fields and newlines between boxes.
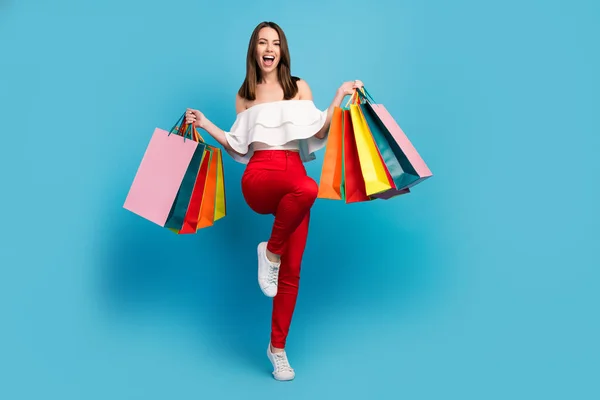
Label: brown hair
xmin=237 ymin=21 xmax=299 ymax=101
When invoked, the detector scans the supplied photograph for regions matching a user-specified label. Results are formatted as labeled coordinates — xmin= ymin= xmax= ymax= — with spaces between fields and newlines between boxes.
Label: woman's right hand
xmin=337 ymin=80 xmax=364 ymax=96
xmin=181 ymin=106 xmax=241 ymax=155
xmin=186 ymin=108 xmax=206 ymax=129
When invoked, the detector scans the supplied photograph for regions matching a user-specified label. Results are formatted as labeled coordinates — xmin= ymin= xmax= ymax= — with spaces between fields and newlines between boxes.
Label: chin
xmin=260 ymin=64 xmax=279 ymax=74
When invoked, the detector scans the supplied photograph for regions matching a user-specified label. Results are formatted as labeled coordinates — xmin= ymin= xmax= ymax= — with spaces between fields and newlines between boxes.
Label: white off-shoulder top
xmin=224 ymin=100 xmax=328 ymax=164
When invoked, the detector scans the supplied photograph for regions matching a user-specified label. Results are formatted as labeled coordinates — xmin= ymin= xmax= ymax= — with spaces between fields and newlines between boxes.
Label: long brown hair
xmin=238 ymin=21 xmax=299 ymax=101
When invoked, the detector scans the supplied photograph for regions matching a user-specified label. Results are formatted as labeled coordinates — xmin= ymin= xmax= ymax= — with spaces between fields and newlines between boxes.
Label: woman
xmin=186 ymin=21 xmax=363 ymax=381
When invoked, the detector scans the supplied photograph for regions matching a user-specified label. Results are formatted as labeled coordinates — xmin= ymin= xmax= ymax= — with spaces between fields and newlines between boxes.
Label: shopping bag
xmin=353 ymin=100 xmax=410 ymax=200
xmin=213 ymin=148 xmax=227 ymax=222
xmin=358 ymin=102 xmax=405 ymax=187
xmin=372 ymin=186 xmax=411 ymax=200
xmin=164 ymin=138 xmax=207 ymax=231
xmin=349 ymin=102 xmax=393 ymax=196
xmin=123 ymin=124 xmax=204 ymax=227
xmin=317 ymin=106 xmax=344 ymax=200
xmin=358 ymin=88 xmax=432 ymax=190
xmin=368 ymin=122 xmax=411 ymax=200
xmin=169 ymin=121 xmax=228 ymax=233
xmin=196 ymin=147 xmax=219 ymax=230
xmin=342 ymin=108 xmax=371 ymax=203
xmin=168 ymin=123 xmax=225 ymax=234
xmin=174 ymin=146 xmax=212 ymax=233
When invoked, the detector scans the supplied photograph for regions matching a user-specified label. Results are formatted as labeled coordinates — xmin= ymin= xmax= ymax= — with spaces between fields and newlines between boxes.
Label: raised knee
xmin=297 ymin=178 xmax=318 ymax=202
xmin=306 ymin=179 xmax=318 ymax=200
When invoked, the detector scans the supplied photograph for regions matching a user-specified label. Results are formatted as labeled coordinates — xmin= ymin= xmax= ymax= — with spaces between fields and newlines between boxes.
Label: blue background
xmin=1 ymin=0 xmax=598 ymax=398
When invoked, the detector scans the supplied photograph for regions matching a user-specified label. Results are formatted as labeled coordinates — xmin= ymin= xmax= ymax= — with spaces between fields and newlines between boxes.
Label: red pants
xmin=241 ymin=150 xmax=318 ymax=348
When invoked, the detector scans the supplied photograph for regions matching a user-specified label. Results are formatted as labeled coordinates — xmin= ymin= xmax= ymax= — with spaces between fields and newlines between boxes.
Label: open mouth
xmin=262 ymin=55 xmax=275 ymax=67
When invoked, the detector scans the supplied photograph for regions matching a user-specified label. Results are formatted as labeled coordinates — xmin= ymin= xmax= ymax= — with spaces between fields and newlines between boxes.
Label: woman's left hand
xmin=338 ymin=79 xmax=364 ymax=96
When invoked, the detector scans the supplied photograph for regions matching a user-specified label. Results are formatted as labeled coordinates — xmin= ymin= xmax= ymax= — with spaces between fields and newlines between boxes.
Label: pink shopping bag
xmin=355 ymin=87 xmax=432 ymax=191
xmin=370 ymin=103 xmax=432 ymax=189
xmin=123 ymin=127 xmax=201 ymax=226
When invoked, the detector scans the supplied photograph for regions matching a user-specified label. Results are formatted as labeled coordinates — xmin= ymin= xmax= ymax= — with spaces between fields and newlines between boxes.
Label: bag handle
xmin=344 ymin=90 xmax=361 ymax=108
xmin=167 ymin=111 xmax=205 ymax=142
xmin=168 ymin=112 xmax=185 ymax=135
xmin=189 ymin=122 xmax=204 ymax=142
xmin=356 ymin=86 xmax=376 ymax=104
xmin=342 ymin=85 xmax=377 ymax=109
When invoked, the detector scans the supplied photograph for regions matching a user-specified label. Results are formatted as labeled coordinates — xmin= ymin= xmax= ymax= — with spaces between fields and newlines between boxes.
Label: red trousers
xmin=241 ymin=150 xmax=318 ymax=348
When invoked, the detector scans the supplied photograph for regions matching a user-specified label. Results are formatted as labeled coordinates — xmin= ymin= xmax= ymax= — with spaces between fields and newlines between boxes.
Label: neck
xmin=260 ymin=70 xmax=279 ymax=85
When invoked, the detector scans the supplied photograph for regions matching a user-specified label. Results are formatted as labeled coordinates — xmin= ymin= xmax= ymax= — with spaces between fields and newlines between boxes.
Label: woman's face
xmin=255 ymin=27 xmax=281 ymax=74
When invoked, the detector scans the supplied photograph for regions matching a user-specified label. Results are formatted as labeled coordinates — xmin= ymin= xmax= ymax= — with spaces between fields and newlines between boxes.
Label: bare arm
xmin=186 ymin=95 xmax=247 ymax=156
xmin=197 ymin=118 xmax=231 ymax=150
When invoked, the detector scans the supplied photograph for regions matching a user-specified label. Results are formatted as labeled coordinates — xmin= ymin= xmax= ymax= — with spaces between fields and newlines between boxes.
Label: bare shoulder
xmin=235 ymin=93 xmax=247 ymax=114
xmin=296 ymin=79 xmax=313 ymax=100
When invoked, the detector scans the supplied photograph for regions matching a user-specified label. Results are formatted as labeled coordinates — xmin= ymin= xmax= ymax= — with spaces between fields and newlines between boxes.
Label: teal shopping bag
xmin=357 ymin=88 xmax=431 ymax=192
xmin=164 ymin=120 xmax=207 ymax=230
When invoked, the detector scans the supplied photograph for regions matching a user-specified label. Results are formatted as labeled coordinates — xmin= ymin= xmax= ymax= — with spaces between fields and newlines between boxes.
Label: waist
xmin=251 ymin=149 xmax=300 ymax=158
xmin=248 ymin=149 xmax=303 ymax=166
xmin=252 ymin=140 xmax=299 ymax=152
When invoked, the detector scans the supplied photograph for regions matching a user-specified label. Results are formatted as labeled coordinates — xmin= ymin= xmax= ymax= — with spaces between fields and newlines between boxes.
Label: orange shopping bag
xmin=317 ymin=107 xmax=344 ymax=200
xmin=196 ymin=147 xmax=218 ymax=230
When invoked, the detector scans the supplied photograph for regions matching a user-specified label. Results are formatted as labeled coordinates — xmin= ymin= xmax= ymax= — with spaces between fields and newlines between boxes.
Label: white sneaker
xmin=267 ymin=343 xmax=295 ymax=381
xmin=257 ymin=242 xmax=280 ymax=297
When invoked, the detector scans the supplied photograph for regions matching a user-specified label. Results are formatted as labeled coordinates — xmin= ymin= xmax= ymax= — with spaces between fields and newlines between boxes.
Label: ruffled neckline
xmin=224 ymin=99 xmax=329 ymax=164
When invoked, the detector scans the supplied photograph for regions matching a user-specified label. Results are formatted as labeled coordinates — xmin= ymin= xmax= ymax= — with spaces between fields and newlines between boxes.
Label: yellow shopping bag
xmin=349 ymin=102 xmax=392 ymax=196
xmin=196 ymin=146 xmax=228 ymax=230
xmin=213 ymin=148 xmax=226 ymax=221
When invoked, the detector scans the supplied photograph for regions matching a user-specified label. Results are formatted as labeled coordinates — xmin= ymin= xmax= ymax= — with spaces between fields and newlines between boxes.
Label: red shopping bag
xmin=342 ymin=108 xmax=371 ymax=204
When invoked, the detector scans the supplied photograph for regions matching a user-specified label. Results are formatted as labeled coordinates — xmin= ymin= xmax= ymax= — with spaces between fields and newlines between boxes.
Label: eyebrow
xmin=258 ymin=38 xmax=280 ymax=42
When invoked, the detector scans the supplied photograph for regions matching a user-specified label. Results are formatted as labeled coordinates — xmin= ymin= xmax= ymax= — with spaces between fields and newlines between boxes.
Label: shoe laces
xmin=273 ymin=351 xmax=293 ymax=373
xmin=267 ymin=263 xmax=279 ymax=285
